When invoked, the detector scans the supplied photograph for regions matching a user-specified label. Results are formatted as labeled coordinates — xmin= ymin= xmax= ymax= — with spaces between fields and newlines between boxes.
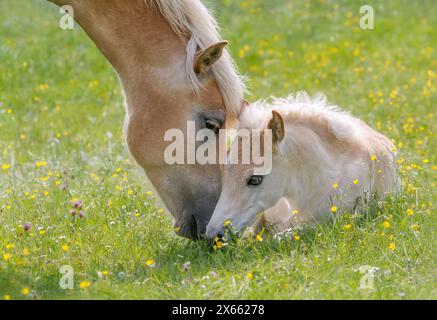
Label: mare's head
xmin=124 ymin=1 xmax=246 ymax=240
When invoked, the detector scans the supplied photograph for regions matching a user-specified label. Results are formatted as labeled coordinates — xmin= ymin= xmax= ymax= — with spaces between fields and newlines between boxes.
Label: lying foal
xmin=206 ymin=92 xmax=399 ymax=239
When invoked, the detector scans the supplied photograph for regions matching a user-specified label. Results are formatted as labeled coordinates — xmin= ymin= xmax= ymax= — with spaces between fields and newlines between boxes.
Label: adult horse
xmin=48 ymin=0 xmax=246 ymax=239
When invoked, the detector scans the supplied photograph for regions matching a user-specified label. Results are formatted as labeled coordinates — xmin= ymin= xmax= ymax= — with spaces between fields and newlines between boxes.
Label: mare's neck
xmin=50 ymin=0 xmax=187 ymax=109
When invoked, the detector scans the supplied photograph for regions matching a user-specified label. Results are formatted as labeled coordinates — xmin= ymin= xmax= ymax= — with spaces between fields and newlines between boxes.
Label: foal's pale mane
xmin=145 ymin=0 xmax=246 ymax=116
xmin=242 ymin=92 xmax=362 ymax=144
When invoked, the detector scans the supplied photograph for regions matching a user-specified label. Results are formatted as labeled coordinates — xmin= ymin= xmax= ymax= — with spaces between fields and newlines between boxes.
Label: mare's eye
xmin=247 ymin=175 xmax=263 ymax=186
xmin=205 ymin=119 xmax=221 ymax=134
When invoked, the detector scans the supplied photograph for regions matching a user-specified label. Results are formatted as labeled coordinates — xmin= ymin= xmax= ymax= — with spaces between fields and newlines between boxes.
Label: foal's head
xmin=206 ymin=111 xmax=288 ymax=239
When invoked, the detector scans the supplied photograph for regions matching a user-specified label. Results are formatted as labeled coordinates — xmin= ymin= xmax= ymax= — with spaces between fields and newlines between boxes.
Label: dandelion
xmin=247 ymin=272 xmax=254 ymax=280
xmin=407 ymin=208 xmax=415 ymax=216
xmin=1 ymin=163 xmax=10 ymax=171
xmin=22 ymin=248 xmax=30 ymax=256
xmin=21 ymin=287 xmax=30 ymax=296
xmin=223 ymin=220 xmax=232 ymax=227
xmin=411 ymin=224 xmax=420 ymax=232
xmin=38 ymin=230 xmax=46 ymax=236
xmin=35 ymin=161 xmax=47 ymax=168
xmin=3 ymin=253 xmax=12 ymax=261
xmin=383 ymin=221 xmax=391 ymax=229
xmin=388 ymin=242 xmax=396 ymax=251
xmin=101 ymin=271 xmax=109 ymax=276
xmin=294 ymin=234 xmax=300 ymax=241
xmin=213 ymin=237 xmax=225 ymax=250
xmin=146 ymin=259 xmax=155 ymax=268
xmin=61 ymin=244 xmax=69 ymax=252
xmin=344 ymin=224 xmax=352 ymax=230
xmin=332 ymin=183 xmax=339 ymax=190
xmin=5 ymin=243 xmax=14 ymax=250
xmin=422 ymin=159 xmax=429 ymax=164
xmin=353 ymin=179 xmax=359 ymax=185
xmin=79 ymin=281 xmax=92 ymax=289
xmin=370 ymin=155 xmax=377 ymax=161
xmin=330 ymin=205 xmax=338 ymax=213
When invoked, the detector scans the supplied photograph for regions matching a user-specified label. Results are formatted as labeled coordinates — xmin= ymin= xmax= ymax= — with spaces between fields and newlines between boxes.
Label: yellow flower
xmin=383 ymin=221 xmax=391 ymax=229
xmin=22 ymin=248 xmax=30 ymax=256
xmin=294 ymin=234 xmax=300 ymax=241
xmin=353 ymin=179 xmax=359 ymax=185
xmin=344 ymin=224 xmax=352 ymax=230
xmin=215 ymin=241 xmax=223 ymax=250
xmin=79 ymin=281 xmax=92 ymax=289
xmin=146 ymin=191 xmax=153 ymax=196
xmin=61 ymin=244 xmax=69 ymax=252
xmin=21 ymin=287 xmax=30 ymax=296
xmin=35 ymin=161 xmax=47 ymax=168
xmin=256 ymin=234 xmax=263 ymax=242
xmin=407 ymin=208 xmax=415 ymax=216
xmin=146 ymin=259 xmax=155 ymax=267
xmin=370 ymin=155 xmax=377 ymax=161
xmin=388 ymin=242 xmax=396 ymax=251
xmin=3 ymin=253 xmax=12 ymax=261
xmin=422 ymin=159 xmax=429 ymax=164
xmin=411 ymin=224 xmax=420 ymax=231
xmin=246 ymin=272 xmax=254 ymax=280
xmin=292 ymin=209 xmax=300 ymax=215
xmin=1 ymin=164 xmax=10 ymax=171
xmin=330 ymin=206 xmax=338 ymax=213
xmin=332 ymin=183 xmax=339 ymax=190
xmin=3 ymin=295 xmax=11 ymax=300
xmin=101 ymin=271 xmax=109 ymax=276
xmin=5 ymin=243 xmax=14 ymax=249
xmin=39 ymin=230 xmax=46 ymax=235
xmin=223 ymin=220 xmax=232 ymax=227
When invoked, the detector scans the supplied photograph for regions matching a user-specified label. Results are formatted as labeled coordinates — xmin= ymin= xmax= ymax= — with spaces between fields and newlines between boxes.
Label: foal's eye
xmin=247 ymin=175 xmax=263 ymax=186
xmin=205 ymin=119 xmax=221 ymax=134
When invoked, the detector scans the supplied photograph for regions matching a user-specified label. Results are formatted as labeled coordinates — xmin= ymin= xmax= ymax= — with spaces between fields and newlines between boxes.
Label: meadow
xmin=0 ymin=0 xmax=435 ymax=299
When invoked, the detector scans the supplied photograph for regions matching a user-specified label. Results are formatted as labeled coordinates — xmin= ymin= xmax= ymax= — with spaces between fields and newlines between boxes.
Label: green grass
xmin=0 ymin=0 xmax=436 ymax=299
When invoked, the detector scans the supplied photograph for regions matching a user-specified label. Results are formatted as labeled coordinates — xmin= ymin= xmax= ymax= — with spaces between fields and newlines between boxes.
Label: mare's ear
xmin=194 ymin=41 xmax=228 ymax=74
xmin=267 ymin=110 xmax=285 ymax=144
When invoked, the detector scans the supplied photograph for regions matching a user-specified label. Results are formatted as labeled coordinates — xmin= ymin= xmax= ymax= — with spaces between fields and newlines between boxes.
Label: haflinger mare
xmin=206 ymin=92 xmax=400 ymax=239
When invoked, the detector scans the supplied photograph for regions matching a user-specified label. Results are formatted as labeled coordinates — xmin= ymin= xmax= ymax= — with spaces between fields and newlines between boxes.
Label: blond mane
xmin=240 ymin=92 xmax=363 ymax=143
xmin=145 ymin=0 xmax=246 ymax=116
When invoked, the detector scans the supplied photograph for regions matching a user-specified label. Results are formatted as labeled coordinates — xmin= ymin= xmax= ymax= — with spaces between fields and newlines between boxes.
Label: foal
xmin=206 ymin=92 xmax=400 ymax=238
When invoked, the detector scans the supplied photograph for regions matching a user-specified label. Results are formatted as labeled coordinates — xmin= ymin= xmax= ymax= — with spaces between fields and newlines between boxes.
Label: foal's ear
xmin=194 ymin=41 xmax=228 ymax=74
xmin=268 ymin=110 xmax=285 ymax=144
